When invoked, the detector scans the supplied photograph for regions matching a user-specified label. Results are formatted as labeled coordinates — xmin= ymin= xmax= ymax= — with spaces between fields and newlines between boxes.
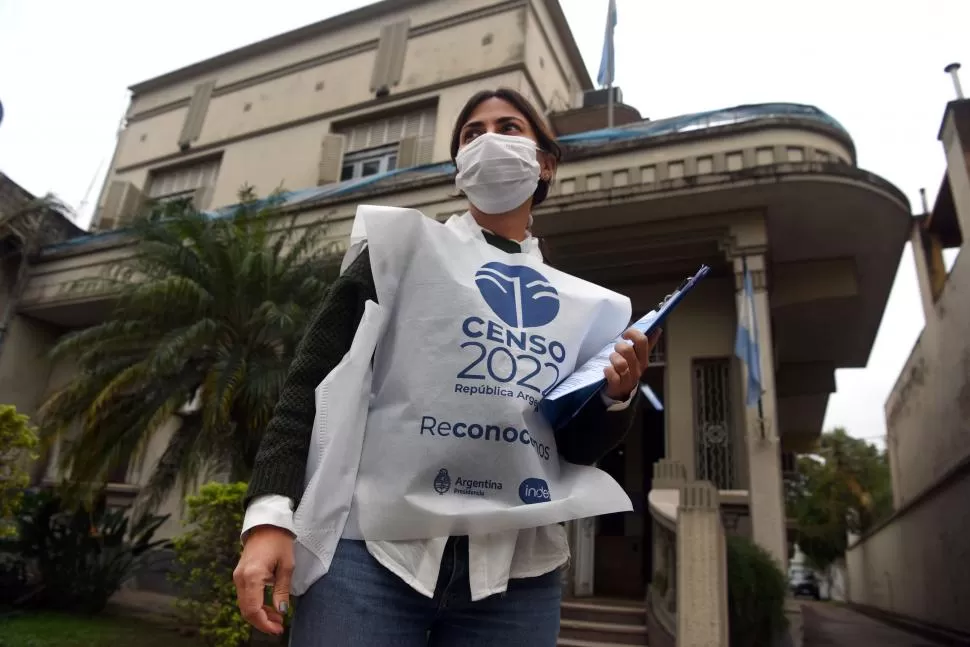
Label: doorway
xmin=593 ymin=366 xmax=666 ymax=598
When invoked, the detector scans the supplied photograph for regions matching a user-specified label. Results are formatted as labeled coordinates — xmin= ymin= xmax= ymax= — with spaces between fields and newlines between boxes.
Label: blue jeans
xmin=290 ymin=537 xmax=562 ymax=647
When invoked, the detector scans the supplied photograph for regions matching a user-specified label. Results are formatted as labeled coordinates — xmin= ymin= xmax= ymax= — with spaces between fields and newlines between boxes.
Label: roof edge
xmin=129 ymin=0 xmax=429 ymax=95
xmin=542 ymin=0 xmax=593 ymax=91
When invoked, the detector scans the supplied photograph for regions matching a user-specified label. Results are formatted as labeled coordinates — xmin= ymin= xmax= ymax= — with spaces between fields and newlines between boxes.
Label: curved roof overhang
xmin=533 ymin=162 xmax=911 ymax=373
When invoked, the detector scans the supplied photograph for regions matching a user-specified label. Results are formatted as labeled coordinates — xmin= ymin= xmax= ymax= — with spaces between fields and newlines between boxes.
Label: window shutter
xmin=318 ymin=134 xmax=346 ymax=185
xmin=370 ymin=25 xmax=394 ymax=93
xmin=416 ymin=137 xmax=434 ymax=165
xmin=370 ymin=20 xmax=410 ymax=93
xmin=98 ymin=180 xmax=145 ymax=229
xmin=396 ymin=136 xmax=419 ymax=169
xmin=178 ymin=80 xmax=216 ymax=149
xmin=386 ymin=20 xmax=410 ymax=88
xmin=98 ymin=180 xmax=127 ymax=230
xmin=116 ymin=183 xmax=145 ymax=226
xmin=192 ymin=186 xmax=214 ymax=211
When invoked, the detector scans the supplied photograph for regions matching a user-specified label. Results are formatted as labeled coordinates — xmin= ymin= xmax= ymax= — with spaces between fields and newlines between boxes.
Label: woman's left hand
xmin=604 ymin=328 xmax=662 ymax=401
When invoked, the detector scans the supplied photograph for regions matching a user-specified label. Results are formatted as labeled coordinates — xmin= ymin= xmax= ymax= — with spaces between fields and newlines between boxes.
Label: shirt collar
xmin=448 ymin=212 xmax=543 ymax=261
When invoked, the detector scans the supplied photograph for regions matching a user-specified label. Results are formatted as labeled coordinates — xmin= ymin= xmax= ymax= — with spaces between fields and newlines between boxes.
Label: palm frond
xmin=40 ymin=191 xmax=334 ymax=510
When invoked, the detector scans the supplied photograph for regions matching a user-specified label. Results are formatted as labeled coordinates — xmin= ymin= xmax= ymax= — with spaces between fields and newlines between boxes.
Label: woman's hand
xmin=604 ymin=328 xmax=662 ymax=401
xmin=233 ymin=525 xmax=295 ymax=636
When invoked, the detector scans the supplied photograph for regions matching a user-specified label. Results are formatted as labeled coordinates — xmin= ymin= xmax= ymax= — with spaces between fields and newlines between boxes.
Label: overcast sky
xmin=0 ymin=0 xmax=967 ymax=448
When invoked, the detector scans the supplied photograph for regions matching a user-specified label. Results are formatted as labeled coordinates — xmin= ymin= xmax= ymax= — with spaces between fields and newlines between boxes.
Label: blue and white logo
xmin=518 ymin=477 xmax=551 ymax=504
xmin=474 ymin=262 xmax=559 ymax=329
xmin=433 ymin=468 xmax=452 ymax=495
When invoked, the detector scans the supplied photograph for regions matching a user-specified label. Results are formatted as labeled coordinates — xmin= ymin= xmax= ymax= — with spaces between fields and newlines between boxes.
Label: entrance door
xmin=640 ymin=367 xmax=667 ymax=587
xmin=593 ymin=366 xmax=666 ymax=598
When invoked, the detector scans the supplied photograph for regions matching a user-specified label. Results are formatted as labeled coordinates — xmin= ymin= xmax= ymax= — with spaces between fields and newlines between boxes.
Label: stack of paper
xmin=541 ymin=265 xmax=711 ymax=430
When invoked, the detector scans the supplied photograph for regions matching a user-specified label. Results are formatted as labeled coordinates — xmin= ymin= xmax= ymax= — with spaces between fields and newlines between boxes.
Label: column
xmin=733 ymin=254 xmax=788 ymax=570
xmin=676 ymin=482 xmax=729 ymax=647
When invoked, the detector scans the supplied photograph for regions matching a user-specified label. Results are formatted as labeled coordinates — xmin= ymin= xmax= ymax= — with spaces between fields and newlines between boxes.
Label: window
xmin=147 ymin=157 xmax=220 ymax=204
xmin=697 ymin=156 xmax=714 ymax=174
xmin=340 ymin=145 xmax=398 ymax=181
xmin=726 ymin=152 xmax=744 ymax=171
xmin=787 ymin=147 xmax=805 ymax=163
xmin=668 ymin=161 xmax=684 ymax=179
xmin=755 ymin=147 xmax=774 ymax=165
xmin=339 ymin=107 xmax=435 ymax=156
xmin=333 ymin=105 xmax=436 ymax=179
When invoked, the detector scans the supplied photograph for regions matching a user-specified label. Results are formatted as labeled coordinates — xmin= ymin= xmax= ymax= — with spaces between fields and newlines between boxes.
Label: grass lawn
xmin=0 ymin=611 xmax=205 ymax=647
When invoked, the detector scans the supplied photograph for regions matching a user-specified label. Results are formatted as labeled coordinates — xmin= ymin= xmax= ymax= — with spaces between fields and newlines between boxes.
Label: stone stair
xmin=558 ymin=598 xmax=648 ymax=646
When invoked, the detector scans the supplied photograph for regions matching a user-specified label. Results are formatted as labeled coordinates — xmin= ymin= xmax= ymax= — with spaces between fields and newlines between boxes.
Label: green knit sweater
xmin=246 ymin=232 xmax=640 ymax=507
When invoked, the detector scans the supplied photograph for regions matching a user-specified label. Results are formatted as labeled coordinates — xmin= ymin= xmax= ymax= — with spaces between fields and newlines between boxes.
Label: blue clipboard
xmin=540 ymin=264 xmax=710 ymax=430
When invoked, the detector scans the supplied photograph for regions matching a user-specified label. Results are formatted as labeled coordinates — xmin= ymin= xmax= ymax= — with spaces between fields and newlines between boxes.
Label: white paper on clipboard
xmin=540 ymin=265 xmax=710 ymax=430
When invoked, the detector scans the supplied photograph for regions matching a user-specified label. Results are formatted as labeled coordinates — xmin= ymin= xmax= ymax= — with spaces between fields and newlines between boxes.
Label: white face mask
xmin=455 ymin=133 xmax=541 ymax=215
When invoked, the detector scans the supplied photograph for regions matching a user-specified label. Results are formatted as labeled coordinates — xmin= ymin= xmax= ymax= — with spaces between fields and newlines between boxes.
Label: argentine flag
xmin=735 ymin=262 xmax=762 ymax=407
xmin=597 ymin=0 xmax=617 ymax=88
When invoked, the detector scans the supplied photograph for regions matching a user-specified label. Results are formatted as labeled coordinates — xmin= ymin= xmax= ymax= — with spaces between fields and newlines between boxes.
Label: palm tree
xmin=40 ymin=190 xmax=337 ymax=508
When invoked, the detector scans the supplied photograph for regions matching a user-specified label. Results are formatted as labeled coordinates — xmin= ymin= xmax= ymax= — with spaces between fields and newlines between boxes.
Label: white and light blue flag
xmin=734 ymin=262 xmax=762 ymax=407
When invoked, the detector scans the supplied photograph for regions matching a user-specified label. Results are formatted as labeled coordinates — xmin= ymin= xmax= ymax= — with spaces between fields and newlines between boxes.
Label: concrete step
xmin=561 ymin=600 xmax=647 ymax=626
xmin=559 ymin=618 xmax=648 ymax=645
xmin=557 ymin=638 xmax=639 ymax=647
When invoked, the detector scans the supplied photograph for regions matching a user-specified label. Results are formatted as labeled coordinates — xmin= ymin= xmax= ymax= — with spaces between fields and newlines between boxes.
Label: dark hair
xmin=450 ymin=88 xmax=562 ymax=208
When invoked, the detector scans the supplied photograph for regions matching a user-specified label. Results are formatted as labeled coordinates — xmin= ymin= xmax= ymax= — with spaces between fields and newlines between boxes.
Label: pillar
xmin=939 ymin=99 xmax=970 ymax=237
xmin=676 ymin=482 xmax=729 ymax=647
xmin=732 ymin=254 xmax=788 ymax=570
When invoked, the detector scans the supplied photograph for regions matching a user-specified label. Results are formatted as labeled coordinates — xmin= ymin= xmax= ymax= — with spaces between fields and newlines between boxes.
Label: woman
xmin=234 ymin=88 xmax=658 ymax=646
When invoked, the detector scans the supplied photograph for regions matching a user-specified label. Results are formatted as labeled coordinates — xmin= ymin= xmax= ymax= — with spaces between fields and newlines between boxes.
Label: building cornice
xmin=116 ymin=62 xmax=531 ymax=174
xmin=128 ymin=0 xmax=537 ymax=99
xmin=540 ymin=0 xmax=593 ymax=91
xmin=130 ymin=0 xmax=429 ymax=95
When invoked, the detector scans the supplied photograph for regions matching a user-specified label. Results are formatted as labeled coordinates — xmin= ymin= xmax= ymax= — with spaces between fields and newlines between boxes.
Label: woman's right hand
xmin=233 ymin=525 xmax=295 ymax=636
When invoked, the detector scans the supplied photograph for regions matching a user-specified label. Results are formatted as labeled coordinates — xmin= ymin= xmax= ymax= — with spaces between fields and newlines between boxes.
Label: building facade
xmin=4 ymin=0 xmax=911 ymax=627
xmin=845 ymin=96 xmax=970 ymax=641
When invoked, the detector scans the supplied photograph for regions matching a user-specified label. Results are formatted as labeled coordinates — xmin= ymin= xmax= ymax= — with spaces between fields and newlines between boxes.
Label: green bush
xmin=0 ymin=404 xmax=39 ymax=538
xmin=0 ymin=550 xmax=29 ymax=606
xmin=726 ymin=535 xmax=788 ymax=647
xmin=12 ymin=489 xmax=170 ymax=613
xmin=171 ymin=482 xmax=251 ymax=647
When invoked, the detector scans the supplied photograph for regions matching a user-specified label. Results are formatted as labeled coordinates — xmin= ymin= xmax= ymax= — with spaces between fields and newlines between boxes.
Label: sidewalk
xmin=801 ymin=602 xmax=946 ymax=647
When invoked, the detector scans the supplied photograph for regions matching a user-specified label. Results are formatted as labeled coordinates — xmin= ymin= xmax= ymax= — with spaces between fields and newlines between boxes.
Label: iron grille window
xmin=692 ymin=358 xmax=736 ymax=489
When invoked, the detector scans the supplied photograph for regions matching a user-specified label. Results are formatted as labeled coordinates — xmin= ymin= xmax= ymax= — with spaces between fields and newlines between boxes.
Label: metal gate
xmin=692 ymin=358 xmax=736 ymax=489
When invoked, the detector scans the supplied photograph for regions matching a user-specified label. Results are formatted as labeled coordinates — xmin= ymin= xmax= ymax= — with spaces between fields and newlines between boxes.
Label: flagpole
xmin=607 ymin=78 xmax=614 ymax=128
xmin=606 ymin=1 xmax=614 ymax=129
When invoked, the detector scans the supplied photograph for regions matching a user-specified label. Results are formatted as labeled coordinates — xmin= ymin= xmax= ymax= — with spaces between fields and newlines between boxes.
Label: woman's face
xmin=457 ymin=97 xmax=556 ymax=178
xmin=458 ymin=97 xmax=538 ymax=149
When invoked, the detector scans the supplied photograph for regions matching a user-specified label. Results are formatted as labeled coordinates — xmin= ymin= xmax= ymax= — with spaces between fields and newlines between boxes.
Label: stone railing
xmin=647 ymin=459 xmax=729 ymax=647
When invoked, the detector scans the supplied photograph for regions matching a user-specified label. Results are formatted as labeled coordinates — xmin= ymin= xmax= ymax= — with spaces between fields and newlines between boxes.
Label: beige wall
xmin=0 ymin=314 xmax=59 ymax=419
xmin=885 ymin=248 xmax=968 ymax=507
xmin=524 ymin=0 xmax=576 ymax=112
xmin=118 ymin=9 xmax=530 ymax=169
xmin=126 ymin=0 xmax=520 ymax=116
xmin=665 ymin=277 xmax=739 ymax=483
xmin=101 ymin=0 xmax=564 ymax=218
xmin=852 ymin=248 xmax=970 ymax=635
xmin=848 ymin=102 xmax=970 ymax=635
xmin=845 ymin=468 xmax=970 ymax=635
